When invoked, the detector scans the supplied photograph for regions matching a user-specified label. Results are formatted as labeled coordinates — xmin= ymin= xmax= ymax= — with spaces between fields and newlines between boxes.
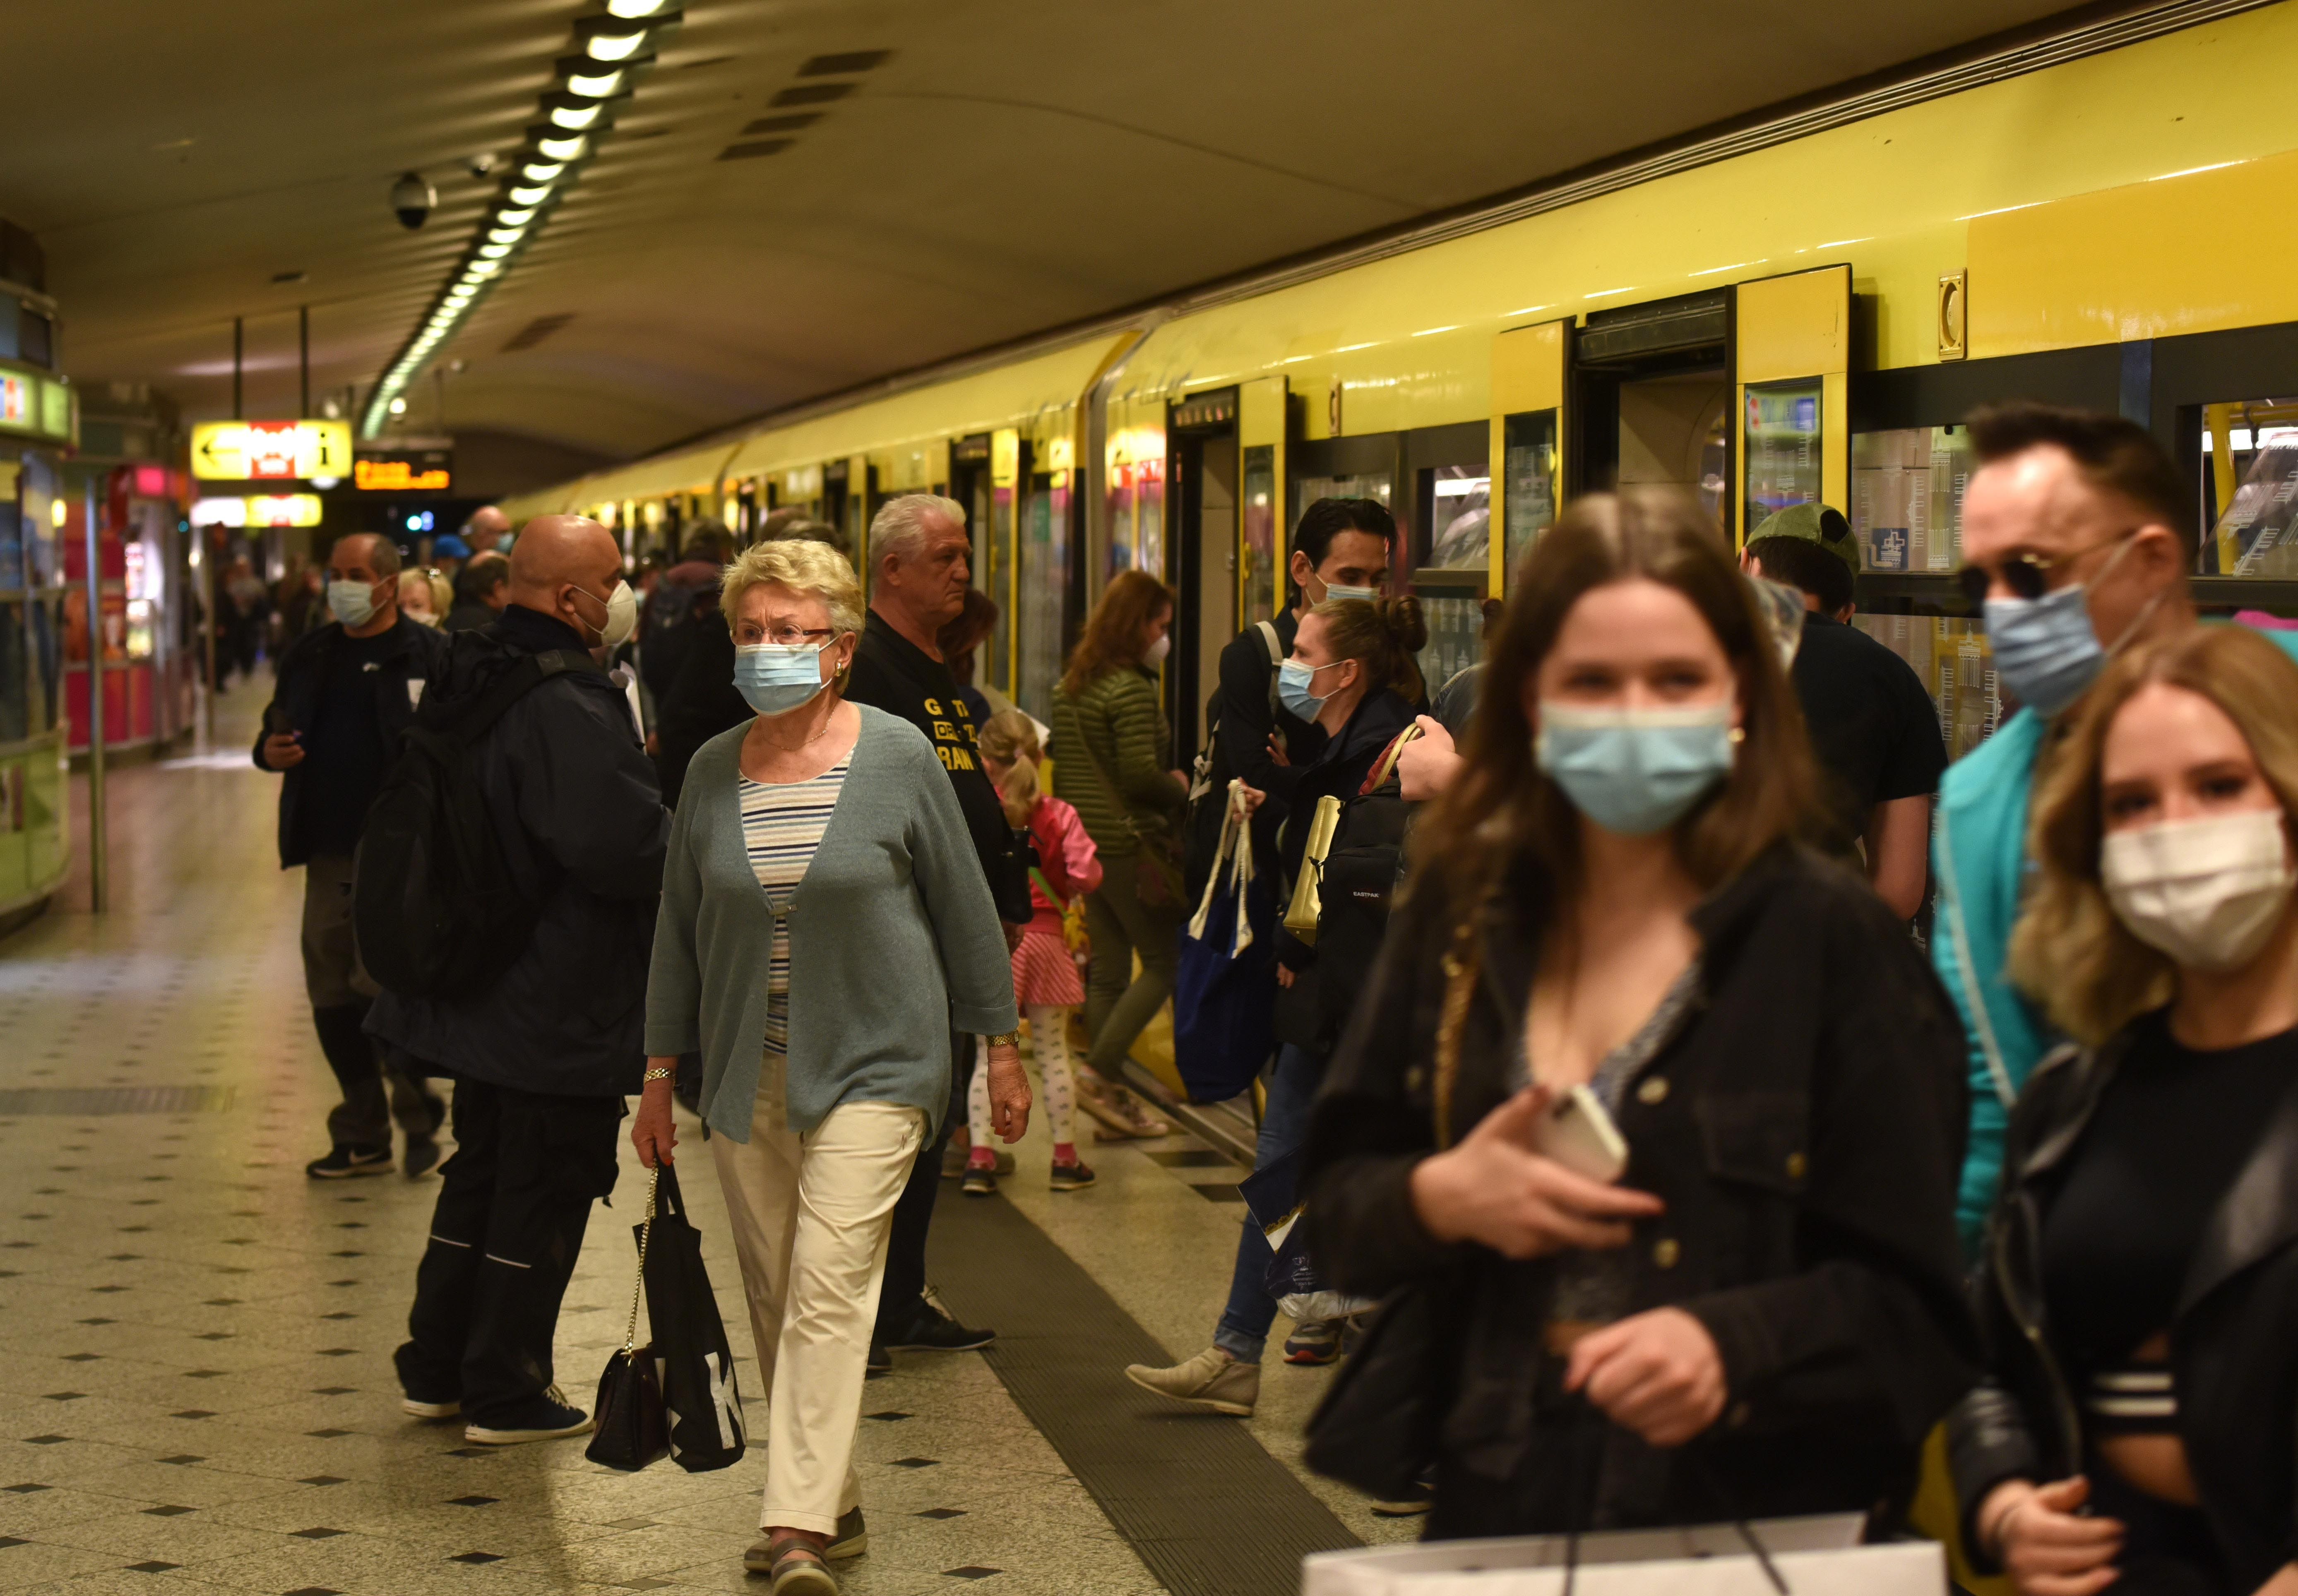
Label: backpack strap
xmin=1255 ymin=619 xmax=1282 ymax=719
xmin=1361 ymin=723 xmax=1425 ymax=796
xmin=428 ymin=647 xmax=603 ymax=746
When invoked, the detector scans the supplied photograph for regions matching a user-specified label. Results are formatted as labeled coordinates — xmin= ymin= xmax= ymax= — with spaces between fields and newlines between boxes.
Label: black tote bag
xmin=584 ymin=1168 xmax=671 ymax=1471
xmin=642 ymin=1163 xmax=748 ymax=1472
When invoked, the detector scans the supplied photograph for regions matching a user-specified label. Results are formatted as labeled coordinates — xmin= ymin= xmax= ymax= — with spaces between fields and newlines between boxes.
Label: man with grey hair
xmin=844 ymin=493 xmax=1032 ymax=1364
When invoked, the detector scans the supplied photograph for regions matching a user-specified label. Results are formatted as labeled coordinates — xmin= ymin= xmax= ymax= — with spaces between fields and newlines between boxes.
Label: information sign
xmin=354 ymin=445 xmax=452 ymax=492
xmin=245 ymin=494 xmax=325 ymax=527
xmin=191 ymin=419 xmax=353 ymax=482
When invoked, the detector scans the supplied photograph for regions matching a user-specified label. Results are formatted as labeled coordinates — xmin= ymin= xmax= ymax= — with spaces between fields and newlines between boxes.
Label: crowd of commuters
xmin=229 ymin=399 xmax=2298 ymax=1595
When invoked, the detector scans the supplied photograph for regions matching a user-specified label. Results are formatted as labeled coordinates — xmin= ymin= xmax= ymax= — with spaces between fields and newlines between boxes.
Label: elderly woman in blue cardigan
xmin=635 ymin=538 xmax=1025 ymax=1596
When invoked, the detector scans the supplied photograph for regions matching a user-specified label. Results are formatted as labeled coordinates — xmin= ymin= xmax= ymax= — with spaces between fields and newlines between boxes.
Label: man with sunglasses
xmin=1933 ymin=403 xmax=2298 ymax=1255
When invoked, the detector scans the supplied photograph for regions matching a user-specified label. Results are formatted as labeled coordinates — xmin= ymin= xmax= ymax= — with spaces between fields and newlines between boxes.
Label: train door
xmin=1573 ymin=289 xmax=1733 ymax=532
xmin=1013 ymin=437 xmax=1072 ymax=723
xmin=1404 ymin=423 xmax=1493 ymax=702
xmin=821 ymin=460 xmax=849 ymax=552
xmin=1168 ymin=387 xmax=1239 ymax=757
xmin=1490 ymin=320 xmax=1567 ymax=594
xmin=1238 ymin=377 xmax=1288 ymax=630
xmin=987 ymin=429 xmax=1022 ymax=695
xmin=1735 ymin=264 xmax=1851 ymax=546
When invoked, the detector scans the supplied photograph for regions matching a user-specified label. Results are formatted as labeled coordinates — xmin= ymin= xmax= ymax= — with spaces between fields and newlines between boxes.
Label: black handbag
xmin=643 ymin=1163 xmax=748 ymax=1472
xmin=585 ymin=1169 xmax=671 ymax=1471
xmin=1300 ymin=907 xmax=1478 ymax=1502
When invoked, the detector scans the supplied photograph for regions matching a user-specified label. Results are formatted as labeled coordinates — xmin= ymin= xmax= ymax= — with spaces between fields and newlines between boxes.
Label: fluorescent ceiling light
xmin=566 ymin=67 xmax=624 ymax=98
xmin=487 ymin=227 xmax=524 ymax=244
xmin=549 ymin=101 xmax=602 ymax=130
xmin=469 ymin=260 xmax=502 ymax=276
xmin=585 ymin=29 xmax=647 ymax=61
xmin=508 ymin=184 xmax=551 ymax=205
xmin=497 ymin=207 xmax=536 ymax=226
xmin=536 ymin=134 xmax=587 ymax=160
xmin=607 ymin=0 xmax=671 ymax=15
xmin=521 ymin=160 xmax=564 ymax=182
xmin=479 ymin=243 xmax=513 ymax=259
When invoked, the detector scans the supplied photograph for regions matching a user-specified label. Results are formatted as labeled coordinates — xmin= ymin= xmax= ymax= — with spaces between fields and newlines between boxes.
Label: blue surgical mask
xmin=1981 ymin=587 xmax=2102 ymax=719
xmin=1278 ymin=657 xmax=1345 ymax=720
xmin=1536 ymin=701 xmax=1736 ymax=835
xmin=1322 ymin=582 xmax=1376 ymax=603
xmin=734 ymin=640 xmax=835 ymax=717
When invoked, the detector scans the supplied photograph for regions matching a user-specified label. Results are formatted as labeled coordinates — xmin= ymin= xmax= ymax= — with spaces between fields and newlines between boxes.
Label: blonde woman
xmin=397 ymin=566 xmax=453 ymax=627
xmin=636 ymin=538 xmax=1026 ymax=1595
xmin=967 ymin=710 xmax=1103 ymax=1195
xmin=1954 ymin=624 xmax=2298 ymax=1596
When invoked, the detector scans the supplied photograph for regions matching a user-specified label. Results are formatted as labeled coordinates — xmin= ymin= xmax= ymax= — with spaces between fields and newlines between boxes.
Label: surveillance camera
xmin=465 ymin=152 xmax=498 ymax=178
xmin=390 ymin=171 xmax=435 ymax=231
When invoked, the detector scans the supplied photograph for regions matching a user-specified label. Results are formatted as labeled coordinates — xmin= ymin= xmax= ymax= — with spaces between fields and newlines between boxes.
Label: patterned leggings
xmin=968 ymin=1004 xmax=1078 ymax=1151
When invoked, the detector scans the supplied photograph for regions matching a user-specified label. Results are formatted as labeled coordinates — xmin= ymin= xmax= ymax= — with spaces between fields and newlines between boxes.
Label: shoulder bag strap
xmin=1362 ymin=723 xmax=1425 ymax=796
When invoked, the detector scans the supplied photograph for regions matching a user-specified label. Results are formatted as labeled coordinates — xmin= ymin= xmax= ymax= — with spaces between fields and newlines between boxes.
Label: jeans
xmin=396 ymin=1077 xmax=622 ymax=1423
xmin=1084 ymin=861 xmax=1183 ymax=1079
xmin=1213 ymin=1042 xmax=1322 ymax=1364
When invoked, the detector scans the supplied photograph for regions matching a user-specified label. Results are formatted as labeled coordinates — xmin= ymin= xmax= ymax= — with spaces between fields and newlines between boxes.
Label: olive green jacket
xmin=1051 ymin=666 xmax=1182 ymax=858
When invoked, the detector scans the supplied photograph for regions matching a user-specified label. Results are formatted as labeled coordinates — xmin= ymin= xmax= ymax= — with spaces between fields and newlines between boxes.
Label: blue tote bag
xmin=1171 ymin=781 xmax=1276 ymax=1104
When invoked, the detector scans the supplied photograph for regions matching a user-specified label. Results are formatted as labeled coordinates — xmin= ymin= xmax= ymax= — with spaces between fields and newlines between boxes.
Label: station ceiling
xmin=10 ymin=0 xmax=2084 ymax=464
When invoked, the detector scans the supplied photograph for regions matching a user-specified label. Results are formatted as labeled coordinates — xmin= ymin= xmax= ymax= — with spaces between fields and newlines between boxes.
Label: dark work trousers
xmin=875 ymin=1024 xmax=972 ymax=1337
xmin=303 ymin=853 xmax=433 ymax=1151
xmin=396 ymin=1077 xmax=622 ymax=1422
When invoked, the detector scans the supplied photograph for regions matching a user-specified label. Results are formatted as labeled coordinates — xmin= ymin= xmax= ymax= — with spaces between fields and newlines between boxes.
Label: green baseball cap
xmin=1750 ymin=502 xmax=1861 ymax=577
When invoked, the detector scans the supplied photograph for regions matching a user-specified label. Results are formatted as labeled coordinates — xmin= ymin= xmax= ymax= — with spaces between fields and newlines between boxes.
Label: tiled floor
xmin=0 ymin=690 xmax=1404 ymax=1596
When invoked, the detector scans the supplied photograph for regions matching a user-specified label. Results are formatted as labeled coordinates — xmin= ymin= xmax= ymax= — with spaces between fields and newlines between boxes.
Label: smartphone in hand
xmin=1530 ymin=1084 xmax=1630 ymax=1184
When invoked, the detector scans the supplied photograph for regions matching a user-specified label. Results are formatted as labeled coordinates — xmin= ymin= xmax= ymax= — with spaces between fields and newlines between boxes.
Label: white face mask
xmin=2101 ymin=808 xmax=2297 ymax=972
xmin=575 ymin=579 xmax=638 ymax=649
xmin=1143 ymin=632 xmax=1171 ymax=666
xmin=327 ymin=578 xmax=380 ymax=628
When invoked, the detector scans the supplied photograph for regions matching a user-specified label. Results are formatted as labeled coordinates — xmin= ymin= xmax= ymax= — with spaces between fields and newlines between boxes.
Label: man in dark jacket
xmin=444 ymin=551 xmax=510 ymax=632
xmin=844 ymin=493 xmax=1029 ymax=1364
xmin=255 ymin=531 xmax=451 ymax=1180
xmin=368 ymin=514 xmax=669 ymax=1446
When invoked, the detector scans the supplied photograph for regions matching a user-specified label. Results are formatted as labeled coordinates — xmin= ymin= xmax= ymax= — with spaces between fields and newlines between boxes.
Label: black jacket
xmin=252 ymin=615 xmax=450 ymax=868
xmin=1947 ymin=1031 xmax=2298 ymax=1590
xmin=845 ymin=609 xmax=1031 ymax=924
xmin=1270 ymin=688 xmax=1418 ymax=1048
xmin=1305 ymin=844 xmax=1979 ymax=1536
xmin=365 ymin=604 xmax=670 ymax=1097
xmin=652 ymin=611 xmax=749 ymax=809
xmin=1204 ymin=609 xmax=1325 ymax=854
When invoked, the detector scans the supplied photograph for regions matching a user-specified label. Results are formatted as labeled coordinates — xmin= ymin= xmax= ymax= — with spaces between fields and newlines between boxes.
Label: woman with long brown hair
xmin=1952 ymin=625 xmax=2298 ymax=1596
xmin=1301 ymin=489 xmax=1976 ymax=1534
xmin=1050 ymin=568 xmax=1182 ymax=1137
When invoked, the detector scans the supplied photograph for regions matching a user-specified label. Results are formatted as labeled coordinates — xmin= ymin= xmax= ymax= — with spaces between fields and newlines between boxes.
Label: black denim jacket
xmin=1304 ymin=843 xmax=1979 ymax=1535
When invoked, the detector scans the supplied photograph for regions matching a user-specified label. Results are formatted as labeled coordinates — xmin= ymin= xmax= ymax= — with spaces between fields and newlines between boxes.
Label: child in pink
xmin=969 ymin=711 xmax=1102 ymax=1192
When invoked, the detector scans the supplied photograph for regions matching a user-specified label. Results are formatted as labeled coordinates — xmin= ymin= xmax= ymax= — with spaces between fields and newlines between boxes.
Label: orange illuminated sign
xmin=354 ymin=454 xmax=452 ymax=491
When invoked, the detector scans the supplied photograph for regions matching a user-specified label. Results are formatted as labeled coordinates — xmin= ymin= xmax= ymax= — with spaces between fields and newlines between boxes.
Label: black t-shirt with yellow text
xmin=844 ymin=610 xmax=1031 ymax=923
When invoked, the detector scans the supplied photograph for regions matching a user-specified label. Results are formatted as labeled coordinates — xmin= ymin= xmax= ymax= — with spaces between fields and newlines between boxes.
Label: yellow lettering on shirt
xmin=933 ymin=721 xmax=959 ymax=743
xmin=923 ymin=697 xmax=942 ymax=717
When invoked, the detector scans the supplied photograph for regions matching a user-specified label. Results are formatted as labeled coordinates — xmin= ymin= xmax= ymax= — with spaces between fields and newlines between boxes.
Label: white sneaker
xmin=1123 ymin=1346 xmax=1257 ymax=1416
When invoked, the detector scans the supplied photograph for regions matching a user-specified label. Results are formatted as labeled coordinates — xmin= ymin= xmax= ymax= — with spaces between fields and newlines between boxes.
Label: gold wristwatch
xmin=983 ymin=1030 xmax=1022 ymax=1050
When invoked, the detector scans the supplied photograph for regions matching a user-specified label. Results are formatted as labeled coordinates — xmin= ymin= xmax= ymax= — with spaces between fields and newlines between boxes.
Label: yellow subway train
xmin=499 ymin=0 xmax=2298 ymax=762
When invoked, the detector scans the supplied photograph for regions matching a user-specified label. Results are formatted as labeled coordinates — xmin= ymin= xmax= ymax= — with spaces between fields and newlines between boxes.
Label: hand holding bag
xmin=642 ymin=1163 xmax=748 ymax=1472
xmin=1173 ymin=779 xmax=1278 ymax=1103
xmin=585 ymin=1168 xmax=671 ymax=1471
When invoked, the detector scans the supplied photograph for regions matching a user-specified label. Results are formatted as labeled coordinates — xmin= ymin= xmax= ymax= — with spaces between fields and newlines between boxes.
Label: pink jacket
xmin=1023 ymin=794 xmax=1102 ymax=937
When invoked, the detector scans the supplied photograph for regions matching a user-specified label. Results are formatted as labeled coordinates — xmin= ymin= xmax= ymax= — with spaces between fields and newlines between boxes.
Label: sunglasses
xmin=1954 ymin=528 xmax=2139 ymax=607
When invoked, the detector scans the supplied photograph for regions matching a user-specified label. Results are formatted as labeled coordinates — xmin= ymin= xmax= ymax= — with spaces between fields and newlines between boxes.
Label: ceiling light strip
xmin=357 ymin=1 xmax=681 ymax=438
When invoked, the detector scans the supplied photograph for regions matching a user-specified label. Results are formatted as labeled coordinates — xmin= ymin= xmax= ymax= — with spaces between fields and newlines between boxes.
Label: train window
xmin=2197 ymin=399 xmax=2298 ymax=577
xmin=1422 ymin=465 xmax=1490 ymax=572
xmin=1851 ymin=614 xmax=2000 ymax=763
xmin=1293 ymin=473 xmax=1391 ymax=531
xmin=1850 ymin=426 xmax=1971 ymax=572
xmin=1015 ymin=471 xmax=1067 ymax=721
xmin=1743 ymin=378 xmax=1823 ymax=536
xmin=1501 ymin=410 xmax=1558 ymax=579
xmin=1241 ymin=445 xmax=1277 ymax=628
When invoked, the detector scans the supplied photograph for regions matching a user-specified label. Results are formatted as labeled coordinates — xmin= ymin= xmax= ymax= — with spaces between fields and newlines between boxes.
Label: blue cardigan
xmin=644 ymin=704 xmax=1019 ymax=1142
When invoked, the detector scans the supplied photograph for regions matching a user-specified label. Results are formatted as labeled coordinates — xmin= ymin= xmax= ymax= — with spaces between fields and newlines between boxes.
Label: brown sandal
xmin=749 ymin=1533 xmax=837 ymax=1594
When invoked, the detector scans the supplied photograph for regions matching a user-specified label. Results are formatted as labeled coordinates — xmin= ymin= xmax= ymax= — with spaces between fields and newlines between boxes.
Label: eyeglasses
xmin=743 ymin=625 xmax=837 ymax=647
xmin=1955 ymin=528 xmax=2139 ymax=607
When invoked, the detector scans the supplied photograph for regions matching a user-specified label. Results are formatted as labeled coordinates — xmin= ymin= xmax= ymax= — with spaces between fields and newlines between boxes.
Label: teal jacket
xmin=643 ymin=705 xmax=1018 ymax=1142
xmin=1935 ymin=624 xmax=2298 ymax=1255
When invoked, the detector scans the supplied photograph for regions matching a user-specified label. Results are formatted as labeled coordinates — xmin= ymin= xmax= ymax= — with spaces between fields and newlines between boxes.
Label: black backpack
xmin=1310 ymin=731 xmax=1417 ymax=1048
xmin=354 ymin=645 xmax=602 ymax=1000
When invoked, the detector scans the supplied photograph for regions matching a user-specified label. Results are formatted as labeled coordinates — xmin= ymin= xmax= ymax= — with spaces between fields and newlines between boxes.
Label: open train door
xmin=1490 ymin=318 xmax=1568 ymax=596
xmin=1238 ymin=375 xmax=1288 ymax=629
xmin=1734 ymin=264 xmax=1850 ymax=546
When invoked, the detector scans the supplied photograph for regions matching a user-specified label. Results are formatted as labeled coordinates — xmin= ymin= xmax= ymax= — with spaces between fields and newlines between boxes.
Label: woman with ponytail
xmin=968 ymin=711 xmax=1104 ymax=1194
xmin=1126 ymin=593 xmax=1428 ymax=1410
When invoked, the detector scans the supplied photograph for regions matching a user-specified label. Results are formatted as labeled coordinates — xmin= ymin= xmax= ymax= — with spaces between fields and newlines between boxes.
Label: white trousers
xmin=710 ymin=1054 xmax=926 ymax=1534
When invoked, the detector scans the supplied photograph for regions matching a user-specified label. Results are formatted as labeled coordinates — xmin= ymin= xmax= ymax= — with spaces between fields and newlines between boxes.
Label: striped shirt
xmin=738 ymin=752 xmax=852 ymax=1058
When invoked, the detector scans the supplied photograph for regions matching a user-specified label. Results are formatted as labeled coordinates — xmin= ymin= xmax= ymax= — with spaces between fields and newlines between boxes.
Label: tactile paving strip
xmin=0 ymin=1085 xmax=236 ymax=1115
xmin=929 ymin=1191 xmax=1361 ymax=1596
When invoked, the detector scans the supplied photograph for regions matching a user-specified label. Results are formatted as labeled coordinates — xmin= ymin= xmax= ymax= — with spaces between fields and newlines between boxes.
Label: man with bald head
xmin=366 ymin=514 xmax=666 ymax=1446
xmin=257 ymin=530 xmax=452 ymax=1179
xmin=465 ymin=504 xmax=511 ymax=557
